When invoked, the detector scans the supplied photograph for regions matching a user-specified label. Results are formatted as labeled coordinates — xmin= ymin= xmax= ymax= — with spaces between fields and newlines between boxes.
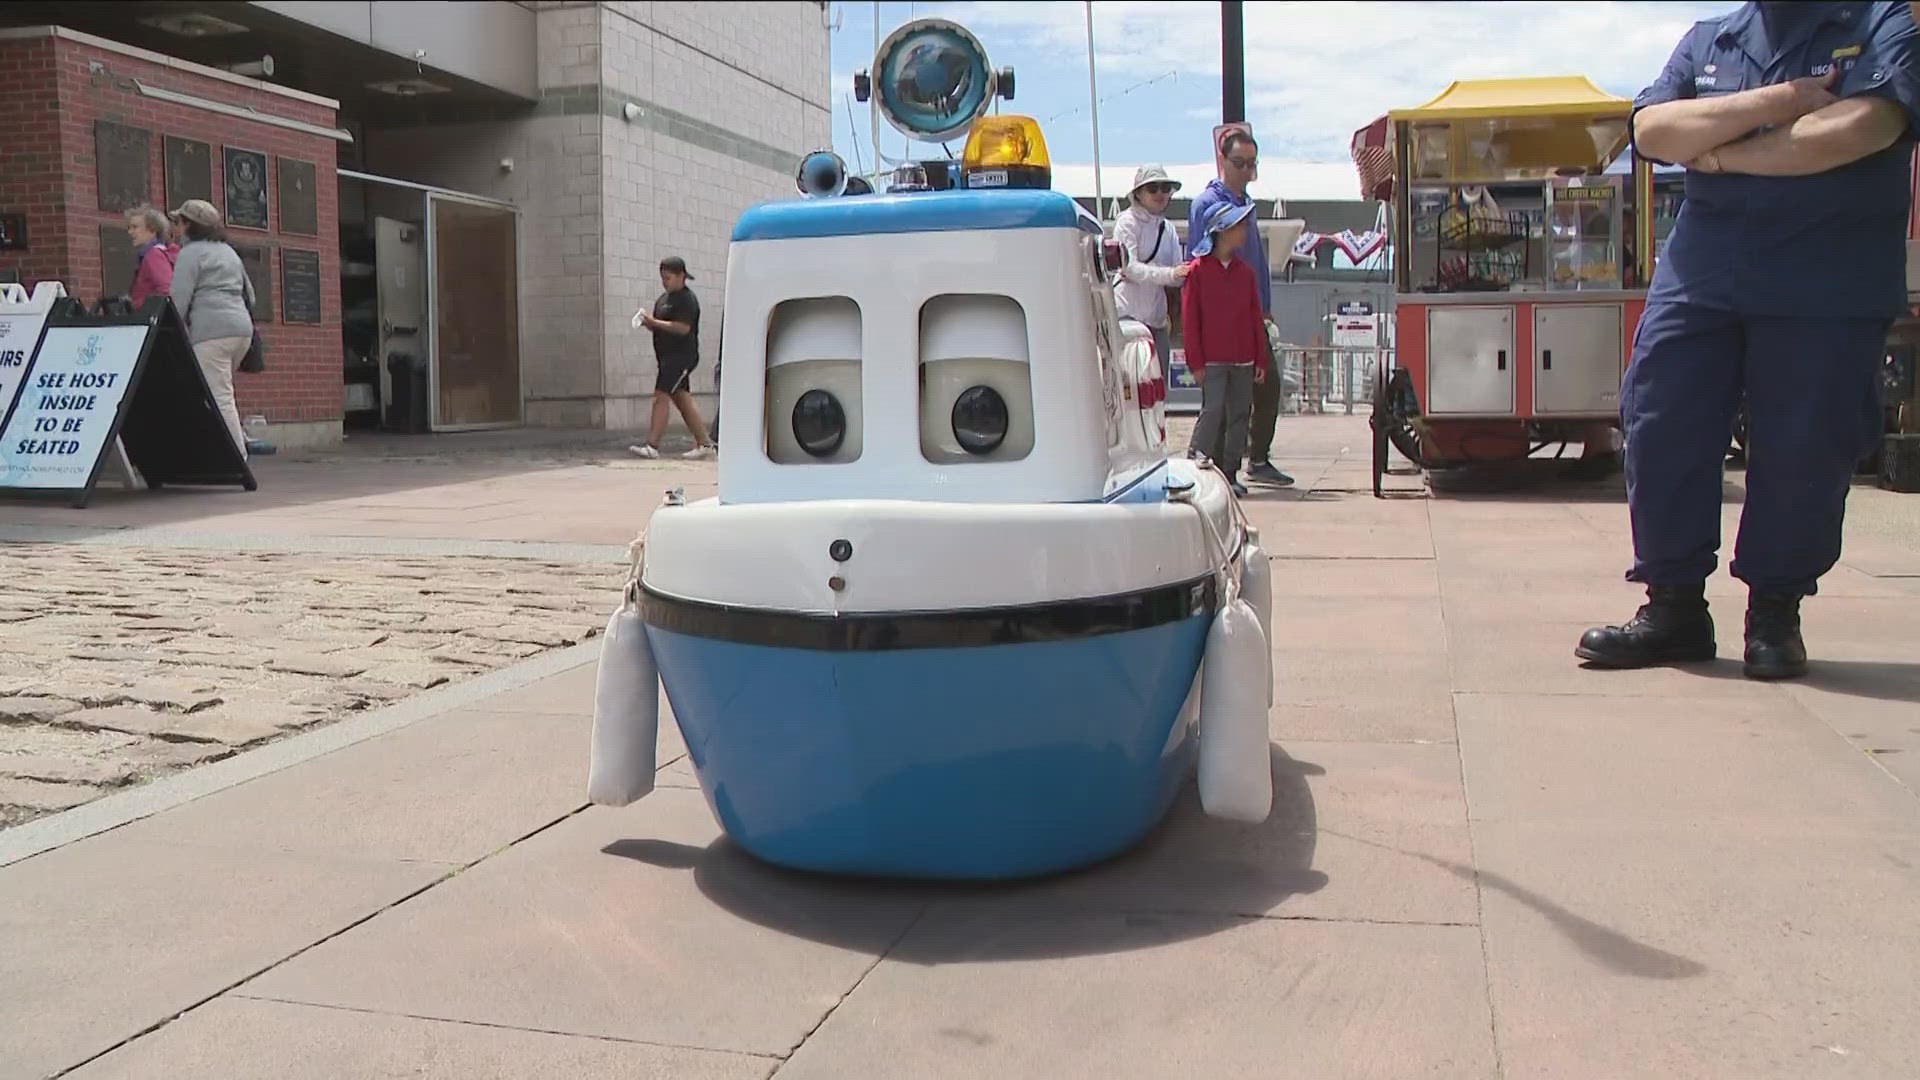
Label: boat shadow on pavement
xmin=603 ymin=745 xmax=1332 ymax=962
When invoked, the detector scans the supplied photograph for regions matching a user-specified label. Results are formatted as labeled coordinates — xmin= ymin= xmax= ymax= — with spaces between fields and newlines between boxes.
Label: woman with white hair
xmin=123 ymin=205 xmax=176 ymax=311
xmin=1112 ymin=164 xmax=1190 ymax=366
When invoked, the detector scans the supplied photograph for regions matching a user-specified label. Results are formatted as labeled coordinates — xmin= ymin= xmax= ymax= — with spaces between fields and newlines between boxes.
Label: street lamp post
xmin=1222 ymin=0 xmax=1244 ymax=124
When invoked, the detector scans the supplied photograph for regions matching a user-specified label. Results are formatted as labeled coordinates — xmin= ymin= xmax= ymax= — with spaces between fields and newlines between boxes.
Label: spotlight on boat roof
xmin=856 ymin=18 xmax=1014 ymax=144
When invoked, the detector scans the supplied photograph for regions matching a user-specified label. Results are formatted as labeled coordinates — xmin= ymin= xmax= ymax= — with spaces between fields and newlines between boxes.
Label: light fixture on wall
xmin=366 ymin=78 xmax=449 ymax=97
xmin=623 ymin=102 xmax=643 ymax=123
xmin=225 ymin=55 xmax=275 ymax=79
xmin=138 ymin=12 xmax=250 ymax=37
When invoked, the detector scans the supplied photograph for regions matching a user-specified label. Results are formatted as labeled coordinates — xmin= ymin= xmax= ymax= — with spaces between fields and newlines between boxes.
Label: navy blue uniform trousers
xmin=1622 ymin=302 xmax=1886 ymax=595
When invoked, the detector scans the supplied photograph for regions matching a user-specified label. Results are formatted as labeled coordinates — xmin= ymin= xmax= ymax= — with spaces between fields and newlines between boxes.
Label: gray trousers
xmin=1190 ymin=363 xmax=1255 ymax=478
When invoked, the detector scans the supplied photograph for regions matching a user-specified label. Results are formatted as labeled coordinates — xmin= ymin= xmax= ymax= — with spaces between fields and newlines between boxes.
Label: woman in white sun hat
xmin=1112 ymin=164 xmax=1190 ymax=367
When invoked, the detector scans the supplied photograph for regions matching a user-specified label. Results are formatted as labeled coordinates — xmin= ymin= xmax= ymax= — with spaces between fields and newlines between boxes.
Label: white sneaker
xmin=681 ymin=444 xmax=716 ymax=461
xmin=628 ymin=444 xmax=660 ymax=459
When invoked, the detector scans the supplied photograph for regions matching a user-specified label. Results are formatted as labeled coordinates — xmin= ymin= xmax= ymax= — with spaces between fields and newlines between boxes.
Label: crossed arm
xmin=1635 ymin=71 xmax=1910 ymax=178
xmin=1697 ymin=96 xmax=1907 ymax=176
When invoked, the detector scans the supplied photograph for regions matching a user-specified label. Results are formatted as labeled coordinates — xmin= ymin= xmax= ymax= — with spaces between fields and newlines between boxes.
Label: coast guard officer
xmin=1579 ymin=1 xmax=1918 ymax=679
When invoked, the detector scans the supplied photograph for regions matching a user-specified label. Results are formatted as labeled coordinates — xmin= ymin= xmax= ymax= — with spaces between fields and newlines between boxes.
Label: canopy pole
xmin=1086 ymin=2 xmax=1103 ymax=220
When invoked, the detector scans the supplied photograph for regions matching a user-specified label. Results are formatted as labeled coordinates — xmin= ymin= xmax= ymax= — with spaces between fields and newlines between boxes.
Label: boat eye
xmin=792 ymin=389 xmax=847 ymax=457
xmin=952 ymin=385 xmax=1008 ymax=455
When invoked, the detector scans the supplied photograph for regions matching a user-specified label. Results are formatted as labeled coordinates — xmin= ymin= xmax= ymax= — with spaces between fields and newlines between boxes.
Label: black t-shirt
xmin=652 ymin=286 xmax=700 ymax=365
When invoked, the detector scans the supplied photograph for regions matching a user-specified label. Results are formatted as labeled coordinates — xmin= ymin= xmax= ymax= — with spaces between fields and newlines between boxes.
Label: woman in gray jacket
xmin=168 ymin=199 xmax=255 ymax=458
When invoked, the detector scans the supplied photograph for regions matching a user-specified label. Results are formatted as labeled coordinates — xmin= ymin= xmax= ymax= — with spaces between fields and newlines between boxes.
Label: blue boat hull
xmin=646 ymin=615 xmax=1208 ymax=880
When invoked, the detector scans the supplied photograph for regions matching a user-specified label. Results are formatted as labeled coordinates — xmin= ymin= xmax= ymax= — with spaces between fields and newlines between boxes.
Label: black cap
xmin=659 ymin=255 xmax=694 ymax=280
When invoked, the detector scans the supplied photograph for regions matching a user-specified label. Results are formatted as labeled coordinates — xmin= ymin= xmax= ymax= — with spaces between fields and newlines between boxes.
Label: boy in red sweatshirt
xmin=1181 ymin=200 xmax=1268 ymax=497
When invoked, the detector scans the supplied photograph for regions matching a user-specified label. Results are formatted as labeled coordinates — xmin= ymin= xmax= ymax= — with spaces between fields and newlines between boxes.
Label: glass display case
xmin=1392 ymin=78 xmax=1643 ymax=297
xmin=1546 ymin=176 xmax=1623 ymax=289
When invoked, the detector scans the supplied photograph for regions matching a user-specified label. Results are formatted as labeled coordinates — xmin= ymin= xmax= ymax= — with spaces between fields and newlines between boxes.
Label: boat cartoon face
xmin=719 ymin=189 xmax=1166 ymax=506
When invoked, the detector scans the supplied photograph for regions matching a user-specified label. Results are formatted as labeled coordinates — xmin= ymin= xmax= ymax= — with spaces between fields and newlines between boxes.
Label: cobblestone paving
xmin=0 ymin=543 xmax=620 ymax=828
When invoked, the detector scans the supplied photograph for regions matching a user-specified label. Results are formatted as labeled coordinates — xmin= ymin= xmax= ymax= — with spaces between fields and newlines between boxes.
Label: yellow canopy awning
xmin=1389 ymin=76 xmax=1630 ymax=122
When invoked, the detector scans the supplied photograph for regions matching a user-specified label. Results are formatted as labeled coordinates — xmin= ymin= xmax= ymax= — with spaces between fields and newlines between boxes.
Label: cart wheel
xmin=1372 ymin=367 xmax=1428 ymax=471
xmin=1370 ymin=365 xmax=1390 ymax=498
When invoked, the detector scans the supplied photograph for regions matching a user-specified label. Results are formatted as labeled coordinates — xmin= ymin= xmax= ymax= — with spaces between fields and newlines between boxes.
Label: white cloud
xmin=935 ymin=0 xmax=1735 ymax=163
xmin=1049 ymin=160 xmax=1368 ymax=203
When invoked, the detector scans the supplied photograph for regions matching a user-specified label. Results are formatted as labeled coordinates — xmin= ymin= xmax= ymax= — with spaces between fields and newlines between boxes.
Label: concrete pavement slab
xmin=1272 ymin=596 xmax=1450 ymax=655
xmin=1015 ymin=744 xmax=1477 ymax=927
xmin=0 ymin=835 xmax=445 ymax=1080
xmin=1455 ymin=693 xmax=1917 ymax=828
xmin=108 ymin=710 xmax=595 ymax=866
xmin=1271 ymin=650 xmax=1457 ymax=744
xmin=1783 ymin=674 xmax=1920 ymax=796
xmin=1793 ymin=597 xmax=1920 ymax=649
xmin=468 ymin=658 xmax=600 ymax=714
xmin=1840 ymin=540 xmax=1920 ymax=578
xmin=467 ymin=662 xmax=690 ymax=765
xmin=1266 ymin=557 xmax=1441 ymax=598
xmin=1258 ymin=520 xmax=1436 ymax=560
xmin=776 ymin=906 xmax=1497 ymax=1080
xmin=1473 ymin=821 xmax=1920 ymax=1079
xmin=241 ymin=788 xmax=928 ymax=1058
xmin=1445 ymin=615 xmax=1783 ymax=699
xmin=70 ymin=996 xmax=775 ymax=1080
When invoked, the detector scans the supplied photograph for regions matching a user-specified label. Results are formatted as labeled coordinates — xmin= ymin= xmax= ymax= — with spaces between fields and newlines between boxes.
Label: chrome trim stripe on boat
xmin=639 ymin=572 xmax=1219 ymax=652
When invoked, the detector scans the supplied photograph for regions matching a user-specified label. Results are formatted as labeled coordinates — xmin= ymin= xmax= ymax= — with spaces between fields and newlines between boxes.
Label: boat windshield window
xmin=918 ymin=293 xmax=1034 ymax=464
xmin=765 ymin=296 xmax=863 ymax=464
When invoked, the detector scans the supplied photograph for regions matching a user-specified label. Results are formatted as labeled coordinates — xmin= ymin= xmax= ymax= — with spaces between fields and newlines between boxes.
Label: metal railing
xmin=1273 ymin=346 xmax=1393 ymax=415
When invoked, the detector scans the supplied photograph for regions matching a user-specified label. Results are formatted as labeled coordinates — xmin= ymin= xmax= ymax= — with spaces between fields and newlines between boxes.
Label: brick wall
xmin=0 ymin=31 xmax=342 ymax=431
xmin=0 ymin=37 xmax=68 ymax=287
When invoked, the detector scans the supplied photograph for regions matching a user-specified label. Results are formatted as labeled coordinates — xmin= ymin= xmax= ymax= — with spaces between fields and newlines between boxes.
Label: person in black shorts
xmin=630 ymin=255 xmax=715 ymax=459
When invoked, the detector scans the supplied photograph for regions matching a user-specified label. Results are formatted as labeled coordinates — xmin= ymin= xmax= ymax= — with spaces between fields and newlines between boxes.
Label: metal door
xmin=427 ymin=193 xmax=521 ymax=429
xmin=374 ymin=216 xmax=426 ymax=431
xmin=1426 ymin=306 xmax=1515 ymax=415
xmin=1533 ymin=304 xmax=1623 ymax=415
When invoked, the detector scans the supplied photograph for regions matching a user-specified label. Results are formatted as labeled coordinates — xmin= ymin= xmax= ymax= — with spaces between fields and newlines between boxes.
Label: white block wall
xmin=359 ymin=1 xmax=831 ymax=430
xmin=599 ymin=1 xmax=833 ymax=429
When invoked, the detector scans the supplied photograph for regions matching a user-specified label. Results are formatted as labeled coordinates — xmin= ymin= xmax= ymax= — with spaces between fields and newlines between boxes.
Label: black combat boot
xmin=1743 ymin=591 xmax=1808 ymax=680
xmin=1575 ymin=584 xmax=1716 ymax=668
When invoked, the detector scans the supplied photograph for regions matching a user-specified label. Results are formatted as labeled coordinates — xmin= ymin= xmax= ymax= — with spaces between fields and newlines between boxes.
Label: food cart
xmin=1368 ymin=77 xmax=1652 ymax=495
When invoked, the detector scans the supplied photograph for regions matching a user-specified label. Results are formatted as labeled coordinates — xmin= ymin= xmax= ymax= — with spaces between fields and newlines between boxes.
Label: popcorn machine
xmin=1369 ymin=77 xmax=1653 ymax=493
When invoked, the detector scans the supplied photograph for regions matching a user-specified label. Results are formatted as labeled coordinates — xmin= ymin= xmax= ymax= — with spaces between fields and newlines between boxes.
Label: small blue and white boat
xmin=589 ymin=19 xmax=1274 ymax=881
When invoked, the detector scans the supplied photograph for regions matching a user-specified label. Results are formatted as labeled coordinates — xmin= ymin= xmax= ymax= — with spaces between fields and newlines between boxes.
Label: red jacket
xmin=129 ymin=241 xmax=177 ymax=309
xmin=1179 ymin=253 xmax=1268 ymax=374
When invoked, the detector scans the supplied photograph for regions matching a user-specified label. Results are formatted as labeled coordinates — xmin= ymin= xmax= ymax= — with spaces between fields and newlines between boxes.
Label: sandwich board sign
xmin=0 ymin=298 xmax=254 ymax=508
xmin=0 ymin=281 xmax=66 ymax=419
xmin=1331 ymin=299 xmax=1378 ymax=349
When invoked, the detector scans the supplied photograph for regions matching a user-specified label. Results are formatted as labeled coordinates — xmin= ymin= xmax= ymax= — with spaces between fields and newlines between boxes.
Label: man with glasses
xmin=1188 ymin=130 xmax=1294 ymax=487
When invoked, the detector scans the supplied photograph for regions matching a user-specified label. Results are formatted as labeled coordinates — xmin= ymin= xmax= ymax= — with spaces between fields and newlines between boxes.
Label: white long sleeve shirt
xmin=1112 ymin=204 xmax=1185 ymax=330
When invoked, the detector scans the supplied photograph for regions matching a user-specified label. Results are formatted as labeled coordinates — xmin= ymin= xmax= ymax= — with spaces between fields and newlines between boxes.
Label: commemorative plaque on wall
xmin=164 ymin=137 xmax=213 ymax=207
xmin=277 ymin=158 xmax=318 ymax=236
xmin=1 ymin=213 xmax=26 ymax=251
xmin=95 ymin=121 xmax=151 ymax=213
xmin=222 ymin=147 xmax=269 ymax=230
xmin=281 ymin=249 xmax=322 ymax=325
xmin=99 ymin=225 xmax=135 ymax=301
xmin=231 ymin=242 xmax=274 ymax=321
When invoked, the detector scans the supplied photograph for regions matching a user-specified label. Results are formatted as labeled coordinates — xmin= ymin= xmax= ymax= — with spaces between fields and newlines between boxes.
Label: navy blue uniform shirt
xmin=1634 ymin=2 xmax=1920 ymax=317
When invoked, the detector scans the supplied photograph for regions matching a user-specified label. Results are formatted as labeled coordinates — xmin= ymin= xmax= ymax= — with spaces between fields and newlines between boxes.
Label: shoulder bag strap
xmin=1142 ymin=219 xmax=1168 ymax=263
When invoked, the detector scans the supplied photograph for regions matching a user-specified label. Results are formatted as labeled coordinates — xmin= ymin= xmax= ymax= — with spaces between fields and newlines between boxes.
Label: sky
xmin=828 ymin=0 xmax=1741 ymax=201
